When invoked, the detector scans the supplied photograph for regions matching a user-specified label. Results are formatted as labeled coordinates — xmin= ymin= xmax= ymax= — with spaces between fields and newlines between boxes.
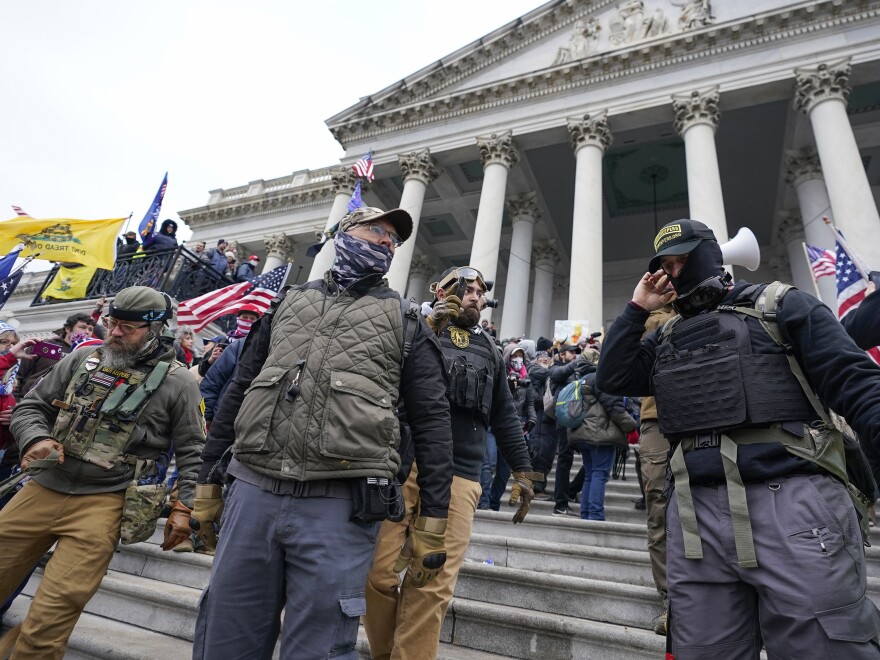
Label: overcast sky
xmin=0 ymin=1 xmax=540 ymax=252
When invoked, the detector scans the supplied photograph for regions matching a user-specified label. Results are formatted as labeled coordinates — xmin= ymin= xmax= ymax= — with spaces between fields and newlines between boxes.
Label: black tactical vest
xmin=652 ymin=294 xmax=816 ymax=437
xmin=439 ymin=326 xmax=498 ymax=422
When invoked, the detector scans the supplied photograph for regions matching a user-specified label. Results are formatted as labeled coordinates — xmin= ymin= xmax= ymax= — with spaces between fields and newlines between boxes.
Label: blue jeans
xmin=575 ymin=443 xmax=616 ymax=520
xmin=478 ymin=431 xmax=497 ymax=509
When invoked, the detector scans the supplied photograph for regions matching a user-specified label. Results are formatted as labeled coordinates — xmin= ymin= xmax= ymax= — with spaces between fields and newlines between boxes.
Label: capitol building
xmin=9 ymin=0 xmax=880 ymax=339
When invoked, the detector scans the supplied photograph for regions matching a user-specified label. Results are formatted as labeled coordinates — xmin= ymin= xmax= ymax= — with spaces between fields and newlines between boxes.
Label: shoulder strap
xmin=659 ymin=314 xmax=682 ymax=343
xmin=399 ymin=296 xmax=422 ymax=367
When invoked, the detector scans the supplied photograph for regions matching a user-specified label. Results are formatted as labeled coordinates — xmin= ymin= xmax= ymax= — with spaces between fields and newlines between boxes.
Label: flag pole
xmin=823 ymin=216 xmax=870 ymax=279
xmin=800 ymin=241 xmax=823 ymax=299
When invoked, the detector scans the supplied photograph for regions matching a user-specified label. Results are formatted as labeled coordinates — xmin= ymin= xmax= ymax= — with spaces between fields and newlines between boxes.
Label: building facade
xmin=8 ymin=0 xmax=880 ymax=340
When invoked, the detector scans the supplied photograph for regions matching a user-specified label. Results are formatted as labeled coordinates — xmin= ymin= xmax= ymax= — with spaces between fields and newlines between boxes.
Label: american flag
xmin=352 ymin=150 xmax=374 ymax=182
xmin=835 ymin=241 xmax=880 ymax=365
xmin=177 ymin=265 xmax=287 ymax=332
xmin=0 ymin=270 xmax=23 ymax=310
xmin=347 ymin=181 xmax=363 ymax=212
xmin=806 ymin=244 xmax=836 ymax=279
xmin=11 ymin=205 xmax=29 ymax=217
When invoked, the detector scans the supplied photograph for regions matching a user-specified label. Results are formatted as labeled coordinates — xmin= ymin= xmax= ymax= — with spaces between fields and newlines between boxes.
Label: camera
xmin=484 ymin=298 xmax=500 ymax=308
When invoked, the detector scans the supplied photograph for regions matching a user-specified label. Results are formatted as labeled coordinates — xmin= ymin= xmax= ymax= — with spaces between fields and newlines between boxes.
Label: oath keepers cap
xmin=649 ymin=219 xmax=717 ymax=272
xmin=339 ymin=206 xmax=413 ymax=242
xmin=109 ymin=286 xmax=172 ymax=323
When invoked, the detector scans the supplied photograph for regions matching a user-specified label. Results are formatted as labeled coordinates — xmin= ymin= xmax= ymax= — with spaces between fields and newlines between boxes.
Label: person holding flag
xmin=137 ymin=173 xmax=168 ymax=249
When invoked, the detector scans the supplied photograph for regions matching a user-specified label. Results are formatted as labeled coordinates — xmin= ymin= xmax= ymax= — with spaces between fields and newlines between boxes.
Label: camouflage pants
xmin=0 ymin=480 xmax=123 ymax=660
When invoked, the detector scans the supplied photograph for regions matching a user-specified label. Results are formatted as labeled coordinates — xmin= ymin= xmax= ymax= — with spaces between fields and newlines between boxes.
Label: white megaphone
xmin=721 ymin=227 xmax=760 ymax=271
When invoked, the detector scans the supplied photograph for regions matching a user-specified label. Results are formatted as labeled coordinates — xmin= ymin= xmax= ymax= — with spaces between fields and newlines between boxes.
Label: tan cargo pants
xmin=638 ymin=420 xmax=670 ymax=597
xmin=364 ymin=465 xmax=481 ymax=660
xmin=0 ymin=480 xmax=123 ymax=660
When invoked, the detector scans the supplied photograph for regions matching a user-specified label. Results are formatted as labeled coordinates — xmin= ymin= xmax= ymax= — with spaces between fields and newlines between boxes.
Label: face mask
xmin=511 ymin=357 xmax=524 ymax=370
xmin=672 ymin=274 xmax=730 ymax=317
xmin=332 ymin=231 xmax=393 ymax=288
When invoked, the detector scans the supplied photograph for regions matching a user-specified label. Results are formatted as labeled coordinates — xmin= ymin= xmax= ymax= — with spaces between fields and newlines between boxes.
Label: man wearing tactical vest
xmin=597 ymin=219 xmax=880 ymax=658
xmin=0 ymin=286 xmax=205 ymax=659
xmin=191 ymin=206 xmax=453 ymax=660
xmin=363 ymin=266 xmax=540 ymax=660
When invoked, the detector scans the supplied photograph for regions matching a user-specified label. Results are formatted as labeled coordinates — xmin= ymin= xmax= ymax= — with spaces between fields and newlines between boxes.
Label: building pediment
xmin=326 ymin=0 xmax=880 ymax=146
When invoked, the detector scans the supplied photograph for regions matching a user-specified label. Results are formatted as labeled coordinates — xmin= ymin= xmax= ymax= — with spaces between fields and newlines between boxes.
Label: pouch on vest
xmin=120 ymin=459 xmax=168 ymax=545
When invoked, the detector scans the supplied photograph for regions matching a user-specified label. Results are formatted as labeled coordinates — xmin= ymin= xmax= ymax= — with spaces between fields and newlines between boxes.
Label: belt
xmin=228 ymin=459 xmax=354 ymax=499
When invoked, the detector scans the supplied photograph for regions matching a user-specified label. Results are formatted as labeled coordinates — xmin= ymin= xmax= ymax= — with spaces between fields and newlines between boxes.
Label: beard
xmin=102 ymin=333 xmax=151 ymax=370
xmin=452 ymin=305 xmax=481 ymax=329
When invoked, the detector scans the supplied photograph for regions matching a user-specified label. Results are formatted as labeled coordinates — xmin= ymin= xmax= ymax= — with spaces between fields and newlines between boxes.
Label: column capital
xmin=476 ymin=130 xmax=519 ymax=170
xmin=672 ymin=87 xmax=721 ymax=135
xmin=506 ymin=193 xmax=541 ymax=225
xmin=784 ymin=147 xmax=823 ymax=187
xmin=265 ymin=233 xmax=295 ymax=262
xmin=567 ymin=111 xmax=612 ymax=154
xmin=398 ymin=149 xmax=439 ymax=186
xmin=794 ymin=59 xmax=851 ymax=115
xmin=776 ymin=210 xmax=804 ymax=245
xmin=330 ymin=167 xmax=362 ymax=195
xmin=409 ymin=253 xmax=434 ymax=279
xmin=532 ymin=241 xmax=559 ymax=266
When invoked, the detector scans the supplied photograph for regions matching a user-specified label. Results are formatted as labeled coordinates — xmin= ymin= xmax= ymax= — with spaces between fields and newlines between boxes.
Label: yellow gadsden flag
xmin=42 ymin=264 xmax=99 ymax=301
xmin=0 ymin=217 xmax=126 ymax=270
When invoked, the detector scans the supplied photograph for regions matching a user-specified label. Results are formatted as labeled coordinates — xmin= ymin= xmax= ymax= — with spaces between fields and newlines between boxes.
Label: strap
xmin=669 ymin=443 xmax=703 ymax=560
xmin=720 ymin=435 xmax=758 ymax=568
xmin=0 ymin=449 xmax=61 ymax=500
xmin=400 ymin=296 xmax=421 ymax=367
xmin=659 ymin=314 xmax=682 ymax=343
xmin=112 ymin=361 xmax=172 ymax=417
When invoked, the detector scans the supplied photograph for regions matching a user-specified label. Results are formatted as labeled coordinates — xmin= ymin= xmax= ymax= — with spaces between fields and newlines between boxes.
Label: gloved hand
xmin=188 ymin=483 xmax=223 ymax=554
xmin=392 ymin=516 xmax=447 ymax=588
xmin=509 ymin=471 xmax=542 ymax=524
xmin=162 ymin=501 xmax=193 ymax=551
xmin=20 ymin=439 xmax=65 ymax=470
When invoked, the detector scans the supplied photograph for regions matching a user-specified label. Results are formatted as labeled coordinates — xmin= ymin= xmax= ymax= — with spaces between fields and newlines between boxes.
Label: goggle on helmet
xmin=430 ymin=267 xmax=493 ymax=296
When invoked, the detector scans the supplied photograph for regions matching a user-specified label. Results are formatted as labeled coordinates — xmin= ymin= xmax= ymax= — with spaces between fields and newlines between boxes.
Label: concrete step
xmin=472 ymin=508 xmax=649 ymax=546
xmin=455 ymin=562 xmax=661 ymax=630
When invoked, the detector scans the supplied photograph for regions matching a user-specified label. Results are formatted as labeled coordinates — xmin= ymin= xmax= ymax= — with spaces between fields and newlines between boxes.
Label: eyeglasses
xmin=101 ymin=316 xmax=149 ymax=333
xmin=357 ymin=223 xmax=402 ymax=247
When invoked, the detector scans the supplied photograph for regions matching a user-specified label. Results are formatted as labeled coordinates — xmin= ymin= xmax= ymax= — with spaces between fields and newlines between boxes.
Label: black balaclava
xmin=670 ymin=240 xmax=729 ymax=317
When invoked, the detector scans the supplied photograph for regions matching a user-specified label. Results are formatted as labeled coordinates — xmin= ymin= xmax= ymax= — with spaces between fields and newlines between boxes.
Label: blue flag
xmin=0 ymin=270 xmax=23 ymax=310
xmin=0 ymin=244 xmax=24 ymax=280
xmin=138 ymin=173 xmax=168 ymax=247
xmin=346 ymin=181 xmax=363 ymax=212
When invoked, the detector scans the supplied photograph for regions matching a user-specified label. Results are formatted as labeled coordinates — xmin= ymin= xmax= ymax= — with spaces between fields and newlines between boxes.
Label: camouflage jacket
xmin=11 ymin=341 xmax=205 ymax=507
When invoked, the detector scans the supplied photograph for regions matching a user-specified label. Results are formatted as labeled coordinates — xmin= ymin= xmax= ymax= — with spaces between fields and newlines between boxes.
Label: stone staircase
xmin=6 ymin=456 xmax=880 ymax=658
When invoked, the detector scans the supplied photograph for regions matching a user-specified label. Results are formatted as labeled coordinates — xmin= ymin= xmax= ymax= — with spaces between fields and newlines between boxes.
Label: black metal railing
xmin=31 ymin=246 xmax=237 ymax=309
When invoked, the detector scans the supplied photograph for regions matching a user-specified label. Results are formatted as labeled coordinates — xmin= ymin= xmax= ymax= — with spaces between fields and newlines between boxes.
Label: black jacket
xmin=199 ymin=275 xmax=453 ymax=518
xmin=841 ymin=288 xmax=880 ymax=350
xmin=597 ymin=283 xmax=880 ymax=484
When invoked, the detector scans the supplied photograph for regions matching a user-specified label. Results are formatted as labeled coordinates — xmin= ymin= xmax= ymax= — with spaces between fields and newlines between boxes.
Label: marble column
xmin=405 ymin=253 xmax=433 ymax=303
xmin=500 ymin=193 xmax=540 ymax=339
xmin=529 ymin=241 xmax=558 ymax=340
xmin=263 ymin=233 xmax=294 ymax=273
xmin=785 ymin=147 xmax=837 ymax=306
xmin=308 ymin=168 xmax=360 ymax=280
xmin=387 ymin=149 xmax=439 ymax=294
xmin=567 ymin=111 xmax=612 ymax=333
xmin=470 ymin=131 xmax=519 ymax=322
xmin=795 ymin=59 xmax=880 ymax=269
xmin=672 ymin=87 xmax=729 ymax=243
xmin=776 ymin=211 xmax=815 ymax=296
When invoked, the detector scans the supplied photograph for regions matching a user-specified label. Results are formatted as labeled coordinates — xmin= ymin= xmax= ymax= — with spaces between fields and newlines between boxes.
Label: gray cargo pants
xmin=192 ymin=479 xmax=380 ymax=660
xmin=667 ymin=472 xmax=880 ymax=659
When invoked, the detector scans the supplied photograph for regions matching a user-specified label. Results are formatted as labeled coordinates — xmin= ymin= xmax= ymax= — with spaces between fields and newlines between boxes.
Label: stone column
xmin=405 ymin=253 xmax=433 ymax=303
xmin=500 ymin=194 xmax=540 ymax=339
xmin=470 ymin=131 xmax=519 ymax=322
xmin=308 ymin=168 xmax=360 ymax=280
xmin=776 ymin=211 xmax=815 ymax=296
xmin=387 ymin=149 xmax=439 ymax=294
xmin=567 ymin=111 xmax=612 ymax=332
xmin=795 ymin=59 xmax=880 ymax=269
xmin=529 ymin=242 xmax=558 ymax=340
xmin=785 ymin=147 xmax=837 ymax=306
xmin=263 ymin=233 xmax=294 ymax=273
xmin=672 ymin=87 xmax=729 ymax=243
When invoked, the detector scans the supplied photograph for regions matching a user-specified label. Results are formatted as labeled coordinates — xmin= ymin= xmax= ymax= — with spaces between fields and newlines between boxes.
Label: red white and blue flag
xmin=835 ymin=240 xmax=880 ymax=365
xmin=806 ymin=244 xmax=836 ymax=279
xmin=177 ymin=265 xmax=286 ymax=332
xmin=352 ymin=150 xmax=374 ymax=182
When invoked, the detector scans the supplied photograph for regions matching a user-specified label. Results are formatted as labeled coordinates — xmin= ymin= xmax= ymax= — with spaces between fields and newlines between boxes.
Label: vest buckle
xmin=694 ymin=432 xmax=721 ymax=450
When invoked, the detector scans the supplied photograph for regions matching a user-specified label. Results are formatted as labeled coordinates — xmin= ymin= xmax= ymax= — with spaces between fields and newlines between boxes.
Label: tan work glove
xmin=509 ymin=472 xmax=542 ymax=524
xmin=392 ymin=516 xmax=447 ymax=588
xmin=20 ymin=439 xmax=65 ymax=470
xmin=188 ymin=483 xmax=224 ymax=554
xmin=162 ymin=500 xmax=193 ymax=551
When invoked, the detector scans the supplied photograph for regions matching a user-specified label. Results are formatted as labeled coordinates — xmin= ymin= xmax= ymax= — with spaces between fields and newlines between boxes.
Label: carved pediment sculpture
xmin=674 ymin=0 xmax=713 ymax=31
xmin=609 ymin=1 xmax=669 ymax=47
xmin=553 ymin=17 xmax=601 ymax=65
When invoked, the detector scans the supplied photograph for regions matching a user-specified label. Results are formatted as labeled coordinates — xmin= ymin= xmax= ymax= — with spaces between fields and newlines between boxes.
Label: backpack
xmin=554 ymin=377 xmax=594 ymax=429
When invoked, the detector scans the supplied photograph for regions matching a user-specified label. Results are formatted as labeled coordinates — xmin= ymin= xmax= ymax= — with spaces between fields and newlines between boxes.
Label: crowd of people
xmin=0 ymin=208 xmax=878 ymax=659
